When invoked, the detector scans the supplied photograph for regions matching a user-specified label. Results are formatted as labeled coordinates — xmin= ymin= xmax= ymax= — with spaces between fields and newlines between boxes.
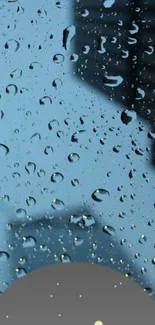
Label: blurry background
xmin=0 ymin=0 xmax=155 ymax=300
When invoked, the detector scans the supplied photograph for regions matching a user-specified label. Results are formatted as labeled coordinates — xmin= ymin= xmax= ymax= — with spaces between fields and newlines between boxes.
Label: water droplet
xmin=5 ymin=39 xmax=20 ymax=52
xmin=37 ymin=169 xmax=45 ymax=177
xmin=71 ymin=178 xmax=79 ymax=186
xmin=0 ymin=144 xmax=9 ymax=156
xmin=16 ymin=208 xmax=26 ymax=219
xmin=139 ymin=235 xmax=147 ymax=244
xmin=48 ymin=119 xmax=59 ymax=130
xmin=63 ymin=25 xmax=76 ymax=50
xmin=39 ymin=96 xmax=52 ymax=105
xmin=60 ymin=254 xmax=71 ymax=263
xmin=68 ymin=153 xmax=80 ymax=163
xmin=18 ymin=257 xmax=27 ymax=265
xmin=82 ymin=214 xmax=95 ymax=227
xmin=6 ymin=84 xmax=18 ymax=95
xmin=25 ymin=162 xmax=36 ymax=175
xmin=81 ymin=9 xmax=89 ymax=17
xmin=22 ymin=236 xmax=36 ymax=248
xmin=92 ymin=189 xmax=110 ymax=202
xmin=70 ymin=53 xmax=79 ymax=62
xmin=51 ymin=199 xmax=65 ymax=210
xmin=103 ymin=0 xmax=115 ymax=8
xmin=53 ymin=54 xmax=64 ymax=64
xmin=103 ymin=225 xmax=115 ymax=236
xmin=51 ymin=172 xmax=64 ymax=183
xmin=73 ymin=237 xmax=84 ymax=246
xmin=103 ymin=74 xmax=123 ymax=87
xmin=26 ymin=196 xmax=36 ymax=206
xmin=44 ymin=146 xmax=53 ymax=155
xmin=0 ymin=110 xmax=4 ymax=120
xmin=71 ymin=130 xmax=86 ymax=143
xmin=52 ymin=78 xmax=62 ymax=89
xmin=121 ymin=109 xmax=137 ymax=125
xmin=152 ymin=258 xmax=155 ymax=265
xmin=69 ymin=215 xmax=82 ymax=224
xmin=16 ymin=268 xmax=27 ymax=278
xmin=37 ymin=9 xmax=47 ymax=18
xmin=10 ymin=68 xmax=22 ymax=79
xmin=0 ymin=252 xmax=9 ymax=262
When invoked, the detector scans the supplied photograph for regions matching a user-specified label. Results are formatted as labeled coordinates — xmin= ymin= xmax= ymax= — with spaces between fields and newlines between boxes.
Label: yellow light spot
xmin=94 ymin=321 xmax=103 ymax=325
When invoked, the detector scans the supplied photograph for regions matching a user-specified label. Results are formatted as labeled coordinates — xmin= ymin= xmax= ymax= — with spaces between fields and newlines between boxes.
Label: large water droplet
xmin=103 ymin=0 xmax=115 ymax=8
xmin=103 ymin=225 xmax=115 ymax=236
xmin=63 ymin=25 xmax=76 ymax=50
xmin=44 ymin=146 xmax=53 ymax=155
xmin=51 ymin=172 xmax=64 ymax=183
xmin=25 ymin=162 xmax=36 ymax=175
xmin=6 ymin=84 xmax=18 ymax=95
xmin=16 ymin=268 xmax=27 ymax=278
xmin=51 ymin=199 xmax=65 ymax=210
xmin=71 ymin=130 xmax=86 ymax=143
xmin=103 ymin=74 xmax=123 ymax=87
xmin=53 ymin=54 xmax=64 ymax=64
xmin=22 ymin=236 xmax=36 ymax=248
xmin=60 ymin=254 xmax=71 ymax=263
xmin=0 ymin=252 xmax=10 ymax=262
xmin=68 ymin=153 xmax=80 ymax=163
xmin=121 ymin=109 xmax=137 ymax=125
xmin=16 ymin=208 xmax=26 ymax=218
xmin=26 ymin=196 xmax=36 ymax=206
xmin=92 ymin=189 xmax=110 ymax=202
xmin=0 ymin=144 xmax=9 ymax=156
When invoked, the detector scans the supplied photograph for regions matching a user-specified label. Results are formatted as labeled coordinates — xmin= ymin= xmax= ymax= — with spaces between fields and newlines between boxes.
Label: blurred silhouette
xmin=73 ymin=0 xmax=155 ymax=164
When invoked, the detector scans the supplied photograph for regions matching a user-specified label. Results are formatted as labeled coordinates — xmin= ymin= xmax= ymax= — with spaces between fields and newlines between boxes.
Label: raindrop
xmin=148 ymin=131 xmax=155 ymax=140
xmin=39 ymin=96 xmax=52 ymax=105
xmin=18 ymin=257 xmax=27 ymax=265
xmin=30 ymin=133 xmax=41 ymax=142
xmin=37 ymin=9 xmax=47 ymax=18
xmin=121 ymin=109 xmax=137 ymax=125
xmin=22 ymin=236 xmax=36 ymax=248
xmin=16 ymin=268 xmax=27 ymax=278
xmin=6 ymin=84 xmax=18 ymax=95
xmin=139 ymin=235 xmax=147 ymax=244
xmin=4 ymin=39 xmax=20 ymax=52
xmin=60 ymin=254 xmax=71 ymax=263
xmin=81 ymin=9 xmax=89 ymax=17
xmin=83 ymin=214 xmax=95 ymax=227
xmin=0 ymin=252 xmax=10 ymax=262
xmin=37 ymin=169 xmax=45 ymax=177
xmin=51 ymin=172 xmax=64 ymax=183
xmin=16 ymin=208 xmax=26 ymax=218
xmin=29 ymin=61 xmax=42 ymax=70
xmin=52 ymin=78 xmax=62 ymax=89
xmin=44 ymin=146 xmax=53 ymax=155
xmin=0 ymin=144 xmax=9 ymax=156
xmin=51 ymin=199 xmax=65 ymax=210
xmin=71 ymin=178 xmax=79 ymax=186
xmin=68 ymin=153 xmax=80 ymax=163
xmin=25 ymin=162 xmax=36 ymax=175
xmin=103 ymin=0 xmax=115 ymax=8
xmin=63 ymin=25 xmax=76 ymax=50
xmin=103 ymin=225 xmax=115 ymax=236
xmin=71 ymin=130 xmax=86 ymax=143
xmin=152 ymin=258 xmax=155 ymax=265
xmin=69 ymin=215 xmax=82 ymax=224
xmin=10 ymin=69 xmax=22 ymax=79
xmin=73 ymin=237 xmax=84 ymax=246
xmin=48 ymin=119 xmax=59 ymax=130
xmin=53 ymin=54 xmax=64 ymax=64
xmin=0 ymin=111 xmax=4 ymax=120
xmin=92 ymin=189 xmax=110 ymax=202
xmin=103 ymin=74 xmax=123 ymax=87
xmin=26 ymin=196 xmax=36 ymax=206
xmin=70 ymin=53 xmax=79 ymax=62
xmin=97 ymin=36 xmax=106 ymax=54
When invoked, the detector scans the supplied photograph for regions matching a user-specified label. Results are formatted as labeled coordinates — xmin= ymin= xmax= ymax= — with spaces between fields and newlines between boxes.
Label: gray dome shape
xmin=0 ymin=262 xmax=154 ymax=325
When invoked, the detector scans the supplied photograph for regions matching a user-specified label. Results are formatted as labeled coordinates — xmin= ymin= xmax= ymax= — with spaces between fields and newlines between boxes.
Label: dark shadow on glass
xmin=73 ymin=0 xmax=155 ymax=164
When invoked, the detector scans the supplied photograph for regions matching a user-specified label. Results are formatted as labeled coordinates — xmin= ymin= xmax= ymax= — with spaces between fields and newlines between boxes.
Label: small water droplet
xmin=121 ymin=109 xmax=137 ymax=125
xmin=25 ymin=162 xmax=36 ymax=175
xmin=60 ymin=254 xmax=71 ymax=263
xmin=44 ymin=146 xmax=53 ymax=155
xmin=53 ymin=54 xmax=64 ymax=64
xmin=71 ymin=178 xmax=79 ymax=186
xmin=73 ymin=237 xmax=84 ymax=246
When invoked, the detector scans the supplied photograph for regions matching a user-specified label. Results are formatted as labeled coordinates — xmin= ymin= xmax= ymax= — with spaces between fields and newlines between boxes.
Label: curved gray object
xmin=0 ymin=262 xmax=154 ymax=325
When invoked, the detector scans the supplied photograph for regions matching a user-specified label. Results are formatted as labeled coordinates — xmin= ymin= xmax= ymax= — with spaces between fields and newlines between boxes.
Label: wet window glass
xmin=0 ymin=0 xmax=155 ymax=300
